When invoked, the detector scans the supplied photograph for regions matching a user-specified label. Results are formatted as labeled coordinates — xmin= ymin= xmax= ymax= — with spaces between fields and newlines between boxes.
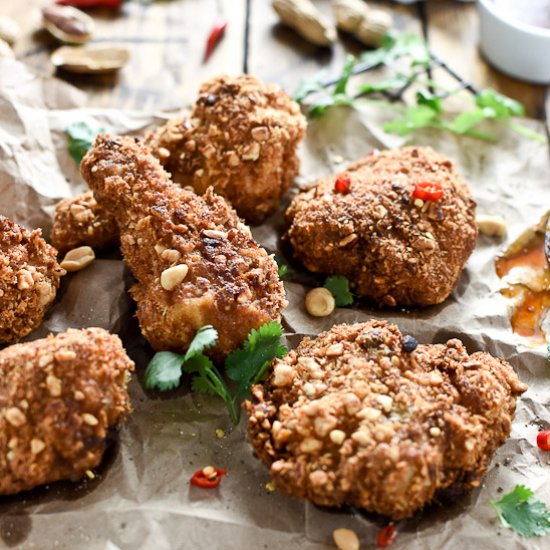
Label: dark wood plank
xmin=425 ymin=0 xmax=547 ymax=119
xmin=7 ymin=0 xmax=246 ymax=110
xmin=247 ymin=0 xmax=421 ymax=95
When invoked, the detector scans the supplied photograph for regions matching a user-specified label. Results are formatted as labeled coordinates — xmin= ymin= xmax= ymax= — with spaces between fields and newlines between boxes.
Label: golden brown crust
xmin=285 ymin=147 xmax=478 ymax=306
xmin=81 ymin=134 xmax=287 ymax=358
xmin=245 ymin=321 xmax=526 ymax=519
xmin=50 ymin=191 xmax=119 ymax=254
xmin=0 ymin=327 xmax=134 ymax=495
xmin=0 ymin=217 xmax=65 ymax=344
xmin=145 ymin=75 xmax=306 ymax=224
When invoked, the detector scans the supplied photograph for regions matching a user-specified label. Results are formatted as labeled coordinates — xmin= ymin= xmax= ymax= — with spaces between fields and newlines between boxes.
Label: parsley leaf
xmin=324 ymin=275 xmax=354 ymax=307
xmin=66 ymin=120 xmax=104 ymax=165
xmin=491 ymin=485 xmax=550 ymax=537
xmin=334 ymin=55 xmax=356 ymax=95
xmin=226 ymin=321 xmax=288 ymax=399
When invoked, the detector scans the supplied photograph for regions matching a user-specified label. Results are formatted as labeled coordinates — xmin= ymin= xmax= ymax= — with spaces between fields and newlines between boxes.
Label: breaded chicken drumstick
xmin=0 ymin=216 xmax=65 ymax=343
xmin=0 ymin=328 xmax=133 ymax=495
xmin=81 ymin=135 xmax=286 ymax=357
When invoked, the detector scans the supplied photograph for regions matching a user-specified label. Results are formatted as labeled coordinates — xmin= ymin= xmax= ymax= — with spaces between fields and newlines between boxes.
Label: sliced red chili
xmin=204 ymin=17 xmax=228 ymax=62
xmin=412 ymin=182 xmax=443 ymax=202
xmin=56 ymin=0 xmax=122 ymax=8
xmin=334 ymin=175 xmax=351 ymax=194
xmin=190 ymin=467 xmax=227 ymax=489
xmin=377 ymin=524 xmax=396 ymax=548
xmin=537 ymin=430 xmax=550 ymax=451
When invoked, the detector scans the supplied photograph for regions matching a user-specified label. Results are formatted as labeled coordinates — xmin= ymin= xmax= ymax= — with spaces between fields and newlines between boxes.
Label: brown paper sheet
xmin=0 ymin=58 xmax=549 ymax=550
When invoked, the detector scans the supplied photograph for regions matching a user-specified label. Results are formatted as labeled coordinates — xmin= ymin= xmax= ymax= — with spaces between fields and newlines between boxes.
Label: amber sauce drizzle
xmin=495 ymin=217 xmax=550 ymax=344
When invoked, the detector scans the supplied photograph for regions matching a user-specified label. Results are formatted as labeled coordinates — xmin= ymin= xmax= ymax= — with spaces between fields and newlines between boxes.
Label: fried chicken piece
xmin=286 ymin=147 xmax=478 ymax=307
xmin=145 ymin=75 xmax=307 ymax=224
xmin=50 ymin=191 xmax=119 ymax=254
xmin=81 ymin=134 xmax=286 ymax=357
xmin=0 ymin=217 xmax=65 ymax=344
xmin=0 ymin=327 xmax=134 ymax=495
xmin=246 ymin=321 xmax=526 ymax=520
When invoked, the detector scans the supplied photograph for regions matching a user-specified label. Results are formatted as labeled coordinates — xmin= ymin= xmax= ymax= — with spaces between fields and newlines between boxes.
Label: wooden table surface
xmin=4 ymin=0 xmax=549 ymax=123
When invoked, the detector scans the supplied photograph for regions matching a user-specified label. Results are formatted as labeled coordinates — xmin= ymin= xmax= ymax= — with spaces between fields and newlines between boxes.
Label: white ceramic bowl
xmin=478 ymin=0 xmax=550 ymax=84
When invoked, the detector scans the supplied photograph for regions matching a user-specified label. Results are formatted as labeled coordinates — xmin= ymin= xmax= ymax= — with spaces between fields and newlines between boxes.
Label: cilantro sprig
xmin=144 ymin=322 xmax=288 ymax=424
xmin=491 ymin=485 xmax=550 ymax=537
xmin=66 ymin=120 xmax=105 ymax=165
xmin=294 ymin=32 xmax=545 ymax=143
xmin=324 ymin=275 xmax=354 ymax=307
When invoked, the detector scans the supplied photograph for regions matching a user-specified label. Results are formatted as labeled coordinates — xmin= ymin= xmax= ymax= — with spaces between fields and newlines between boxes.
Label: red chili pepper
xmin=334 ymin=175 xmax=351 ymax=194
xmin=56 ymin=0 xmax=122 ymax=8
xmin=537 ymin=430 xmax=550 ymax=451
xmin=412 ymin=182 xmax=443 ymax=202
xmin=204 ymin=17 xmax=228 ymax=62
xmin=190 ymin=467 xmax=227 ymax=489
xmin=377 ymin=524 xmax=396 ymax=548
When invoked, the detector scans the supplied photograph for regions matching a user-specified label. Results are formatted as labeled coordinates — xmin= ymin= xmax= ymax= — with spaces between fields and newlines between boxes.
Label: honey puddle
xmin=495 ymin=212 xmax=550 ymax=344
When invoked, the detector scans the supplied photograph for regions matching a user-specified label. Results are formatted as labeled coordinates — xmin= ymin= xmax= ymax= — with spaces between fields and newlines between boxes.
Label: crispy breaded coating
xmin=0 ymin=217 xmax=65 ymax=344
xmin=0 ymin=327 xmax=134 ymax=495
xmin=145 ymin=75 xmax=306 ymax=224
xmin=246 ymin=321 xmax=526 ymax=520
xmin=81 ymin=134 xmax=287 ymax=357
xmin=286 ymin=147 xmax=478 ymax=307
xmin=50 ymin=191 xmax=119 ymax=254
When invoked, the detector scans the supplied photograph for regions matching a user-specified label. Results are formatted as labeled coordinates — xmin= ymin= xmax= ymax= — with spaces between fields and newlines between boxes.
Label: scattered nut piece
xmin=333 ymin=0 xmax=391 ymax=47
xmin=329 ymin=429 xmax=346 ymax=445
xmin=333 ymin=0 xmax=370 ymax=33
xmin=60 ymin=246 xmax=95 ymax=272
xmin=51 ymin=45 xmax=130 ymax=74
xmin=272 ymin=364 xmax=294 ymax=387
xmin=30 ymin=439 xmax=46 ymax=455
xmin=265 ymin=481 xmax=276 ymax=492
xmin=160 ymin=264 xmax=189 ymax=291
xmin=476 ymin=214 xmax=507 ymax=238
xmin=46 ymin=374 xmax=62 ymax=397
xmin=272 ymin=0 xmax=337 ymax=46
xmin=0 ymin=38 xmax=14 ymax=59
xmin=333 ymin=528 xmax=360 ymax=550
xmin=356 ymin=9 xmax=392 ymax=47
xmin=0 ymin=16 xmax=19 ymax=46
xmin=82 ymin=413 xmax=99 ymax=426
xmin=305 ymin=287 xmax=335 ymax=317
xmin=42 ymin=5 xmax=94 ymax=45
xmin=5 ymin=407 xmax=26 ymax=427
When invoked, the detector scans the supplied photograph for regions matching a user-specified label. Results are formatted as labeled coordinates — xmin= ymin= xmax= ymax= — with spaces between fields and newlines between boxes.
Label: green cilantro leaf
xmin=324 ymin=275 xmax=354 ymax=307
xmin=144 ymin=322 xmax=287 ymax=424
xmin=476 ymin=89 xmax=524 ymax=118
xmin=226 ymin=321 xmax=288 ymax=399
xmin=275 ymin=257 xmax=293 ymax=280
xmin=416 ymin=89 xmax=442 ymax=113
xmin=491 ymin=485 xmax=550 ymax=537
xmin=144 ymin=351 xmax=185 ymax=391
xmin=334 ymin=55 xmax=356 ymax=95
xmin=66 ymin=120 xmax=104 ymax=165
xmin=293 ymin=72 xmax=326 ymax=102
xmin=383 ymin=104 xmax=439 ymax=136
xmin=183 ymin=325 xmax=218 ymax=361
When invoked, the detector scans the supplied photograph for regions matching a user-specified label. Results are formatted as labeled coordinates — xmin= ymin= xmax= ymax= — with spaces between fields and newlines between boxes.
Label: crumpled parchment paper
xmin=0 ymin=57 xmax=549 ymax=550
